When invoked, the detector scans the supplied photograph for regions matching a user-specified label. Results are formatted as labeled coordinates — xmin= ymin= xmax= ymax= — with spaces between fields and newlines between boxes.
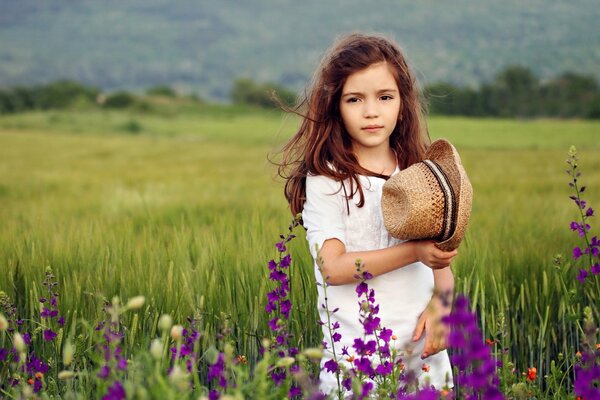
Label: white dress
xmin=302 ymin=170 xmax=453 ymax=395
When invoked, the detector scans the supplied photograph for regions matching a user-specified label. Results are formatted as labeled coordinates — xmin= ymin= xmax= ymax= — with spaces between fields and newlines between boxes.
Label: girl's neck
xmin=353 ymin=144 xmax=397 ymax=176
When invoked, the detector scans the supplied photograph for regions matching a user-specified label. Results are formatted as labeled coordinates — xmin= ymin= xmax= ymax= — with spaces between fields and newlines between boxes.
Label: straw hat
xmin=381 ymin=139 xmax=473 ymax=251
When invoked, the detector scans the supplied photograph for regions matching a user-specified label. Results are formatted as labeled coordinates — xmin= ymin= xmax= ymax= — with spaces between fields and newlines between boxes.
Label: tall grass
xmin=1 ymin=109 xmax=599 ymax=385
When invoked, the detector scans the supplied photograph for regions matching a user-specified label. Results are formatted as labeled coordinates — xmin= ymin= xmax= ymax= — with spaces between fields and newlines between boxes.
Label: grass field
xmin=1 ymin=107 xmax=599 ymax=394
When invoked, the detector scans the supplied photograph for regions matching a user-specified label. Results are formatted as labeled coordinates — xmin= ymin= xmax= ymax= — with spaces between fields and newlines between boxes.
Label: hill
xmin=1 ymin=0 xmax=599 ymax=100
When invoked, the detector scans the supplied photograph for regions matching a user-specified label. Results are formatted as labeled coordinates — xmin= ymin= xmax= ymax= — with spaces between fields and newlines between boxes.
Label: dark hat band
xmin=422 ymin=159 xmax=457 ymax=242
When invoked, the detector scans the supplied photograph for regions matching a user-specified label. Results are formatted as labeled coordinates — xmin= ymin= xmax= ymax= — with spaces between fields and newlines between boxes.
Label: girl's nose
xmin=363 ymin=100 xmax=379 ymax=118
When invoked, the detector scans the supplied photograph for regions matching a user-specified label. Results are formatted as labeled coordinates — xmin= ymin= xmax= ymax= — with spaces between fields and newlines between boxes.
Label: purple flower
xmin=359 ymin=381 xmax=373 ymax=399
xmin=591 ymin=263 xmax=600 ymax=275
xmin=102 ymin=380 xmax=126 ymax=400
xmin=276 ymin=241 xmax=287 ymax=253
xmin=577 ymin=269 xmax=589 ymax=283
xmin=375 ymin=361 xmax=393 ymax=376
xmin=332 ymin=332 xmax=342 ymax=343
xmin=43 ymin=329 xmax=57 ymax=342
xmin=280 ymin=299 xmax=292 ymax=318
xmin=586 ymin=207 xmax=595 ymax=217
xmin=116 ymin=356 xmax=127 ymax=371
xmin=289 ymin=386 xmax=302 ymax=397
xmin=354 ymin=357 xmax=374 ymax=375
xmin=98 ymin=365 xmax=110 ymax=379
xmin=362 ymin=316 xmax=380 ymax=335
xmin=208 ymin=389 xmax=220 ymax=400
xmin=444 ymin=295 xmax=502 ymax=399
xmin=58 ymin=316 xmax=65 ymax=326
xmin=208 ymin=353 xmax=225 ymax=381
xmin=271 ymin=370 xmax=286 ymax=385
xmin=356 ymin=282 xmax=369 ymax=297
xmin=280 ymin=254 xmax=291 ymax=268
xmin=324 ymin=359 xmax=339 ymax=373
xmin=268 ymin=260 xmax=277 ymax=270
xmin=379 ymin=327 xmax=393 ymax=343
xmin=573 ymin=247 xmax=583 ymax=259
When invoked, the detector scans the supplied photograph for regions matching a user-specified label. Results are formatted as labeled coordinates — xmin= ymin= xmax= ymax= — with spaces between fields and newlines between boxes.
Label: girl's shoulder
xmin=306 ymin=173 xmax=343 ymax=196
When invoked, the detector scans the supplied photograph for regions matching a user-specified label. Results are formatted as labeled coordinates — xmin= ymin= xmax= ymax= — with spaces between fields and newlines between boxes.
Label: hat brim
xmin=426 ymin=139 xmax=472 ymax=251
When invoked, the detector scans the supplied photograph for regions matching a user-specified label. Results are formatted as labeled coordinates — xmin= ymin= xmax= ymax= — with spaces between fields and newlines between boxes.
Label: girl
xmin=279 ymin=33 xmax=456 ymax=394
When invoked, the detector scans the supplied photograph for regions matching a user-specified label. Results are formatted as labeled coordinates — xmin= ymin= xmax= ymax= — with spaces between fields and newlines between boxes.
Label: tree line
xmin=424 ymin=65 xmax=600 ymax=119
xmin=1 ymin=65 xmax=599 ymax=119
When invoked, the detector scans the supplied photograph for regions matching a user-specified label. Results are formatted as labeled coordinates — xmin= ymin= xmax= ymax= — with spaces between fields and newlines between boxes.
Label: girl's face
xmin=339 ymin=62 xmax=401 ymax=155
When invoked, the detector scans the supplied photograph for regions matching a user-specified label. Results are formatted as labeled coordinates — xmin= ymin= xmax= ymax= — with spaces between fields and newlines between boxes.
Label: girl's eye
xmin=380 ymin=95 xmax=393 ymax=101
xmin=346 ymin=97 xmax=361 ymax=103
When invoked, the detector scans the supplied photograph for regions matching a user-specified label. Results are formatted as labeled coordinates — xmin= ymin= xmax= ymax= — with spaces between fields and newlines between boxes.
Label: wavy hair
xmin=277 ymin=33 xmax=431 ymax=216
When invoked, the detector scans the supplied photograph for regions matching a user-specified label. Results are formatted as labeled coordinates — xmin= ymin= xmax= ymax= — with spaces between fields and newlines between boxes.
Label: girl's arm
xmin=318 ymin=238 xmax=457 ymax=285
xmin=413 ymin=267 xmax=454 ymax=359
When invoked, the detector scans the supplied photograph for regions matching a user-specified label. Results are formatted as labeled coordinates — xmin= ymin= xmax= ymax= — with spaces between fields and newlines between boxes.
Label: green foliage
xmin=103 ymin=91 xmax=138 ymax=109
xmin=0 ymin=81 xmax=99 ymax=114
xmin=146 ymin=85 xmax=177 ymax=97
xmin=231 ymin=78 xmax=297 ymax=109
xmin=425 ymin=65 xmax=600 ymax=119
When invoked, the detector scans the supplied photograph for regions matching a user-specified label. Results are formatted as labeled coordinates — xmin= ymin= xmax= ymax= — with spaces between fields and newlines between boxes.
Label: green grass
xmin=1 ymin=109 xmax=599 ymax=389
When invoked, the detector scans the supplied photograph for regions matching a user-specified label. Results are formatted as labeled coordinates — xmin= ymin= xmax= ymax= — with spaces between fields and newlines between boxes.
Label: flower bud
xmin=170 ymin=325 xmax=183 ymax=341
xmin=168 ymin=365 xmax=189 ymax=391
xmin=58 ymin=370 xmax=75 ymax=380
xmin=126 ymin=296 xmax=146 ymax=310
xmin=275 ymin=356 xmax=296 ymax=368
xmin=150 ymin=339 xmax=163 ymax=360
xmin=63 ymin=340 xmax=74 ymax=366
xmin=0 ymin=313 xmax=8 ymax=331
xmin=14 ymin=332 xmax=26 ymax=353
xmin=158 ymin=314 xmax=173 ymax=333
xmin=302 ymin=348 xmax=323 ymax=360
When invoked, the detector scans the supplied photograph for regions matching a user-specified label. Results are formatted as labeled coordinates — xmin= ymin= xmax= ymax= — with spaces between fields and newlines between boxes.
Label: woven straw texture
xmin=381 ymin=139 xmax=473 ymax=251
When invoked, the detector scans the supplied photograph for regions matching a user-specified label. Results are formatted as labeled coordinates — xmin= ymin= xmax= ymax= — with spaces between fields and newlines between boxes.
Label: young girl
xmin=279 ymin=33 xmax=456 ymax=394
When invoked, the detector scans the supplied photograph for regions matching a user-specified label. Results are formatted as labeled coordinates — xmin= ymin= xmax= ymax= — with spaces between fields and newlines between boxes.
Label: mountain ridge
xmin=1 ymin=0 xmax=598 ymax=100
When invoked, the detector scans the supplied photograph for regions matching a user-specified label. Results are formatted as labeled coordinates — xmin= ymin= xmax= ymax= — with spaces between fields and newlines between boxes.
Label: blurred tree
xmin=146 ymin=85 xmax=177 ymax=97
xmin=230 ymin=78 xmax=296 ymax=108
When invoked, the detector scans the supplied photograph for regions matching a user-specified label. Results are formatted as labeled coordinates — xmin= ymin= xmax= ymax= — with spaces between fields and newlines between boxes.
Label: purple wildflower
xmin=356 ymin=281 xmax=369 ymax=297
xmin=43 ymin=329 xmax=57 ymax=342
xmin=591 ymin=263 xmax=600 ymax=275
xmin=324 ymin=359 xmax=339 ymax=373
xmin=443 ymin=295 xmax=502 ymax=399
xmin=332 ymin=332 xmax=342 ymax=343
xmin=276 ymin=241 xmax=287 ymax=253
xmin=359 ymin=381 xmax=373 ymax=399
xmin=577 ymin=269 xmax=589 ymax=283
xmin=98 ymin=365 xmax=111 ymax=379
xmin=354 ymin=357 xmax=374 ymax=375
xmin=208 ymin=353 xmax=225 ymax=381
xmin=573 ymin=247 xmax=583 ymax=259
xmin=271 ymin=370 xmax=286 ymax=385
xmin=102 ymin=380 xmax=126 ymax=400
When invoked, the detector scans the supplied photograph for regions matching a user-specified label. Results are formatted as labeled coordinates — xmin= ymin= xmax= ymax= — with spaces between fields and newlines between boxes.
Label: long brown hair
xmin=277 ymin=33 xmax=430 ymax=216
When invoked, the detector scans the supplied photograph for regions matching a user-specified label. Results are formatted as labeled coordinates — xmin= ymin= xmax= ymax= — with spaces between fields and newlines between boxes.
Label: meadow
xmin=0 ymin=106 xmax=599 ymax=397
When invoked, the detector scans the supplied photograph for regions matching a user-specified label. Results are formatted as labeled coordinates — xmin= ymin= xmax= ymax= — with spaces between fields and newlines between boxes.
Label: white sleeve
xmin=302 ymin=175 xmax=347 ymax=260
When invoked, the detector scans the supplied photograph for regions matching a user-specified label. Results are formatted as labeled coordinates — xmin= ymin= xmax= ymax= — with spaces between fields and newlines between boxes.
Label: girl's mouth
xmin=362 ymin=125 xmax=384 ymax=132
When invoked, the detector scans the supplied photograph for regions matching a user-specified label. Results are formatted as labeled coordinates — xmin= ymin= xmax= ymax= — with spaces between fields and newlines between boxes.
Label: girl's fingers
xmin=413 ymin=314 xmax=426 ymax=342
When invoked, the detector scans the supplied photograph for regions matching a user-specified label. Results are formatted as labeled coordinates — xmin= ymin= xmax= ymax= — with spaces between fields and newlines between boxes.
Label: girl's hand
xmin=412 ymin=295 xmax=451 ymax=359
xmin=413 ymin=240 xmax=457 ymax=269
